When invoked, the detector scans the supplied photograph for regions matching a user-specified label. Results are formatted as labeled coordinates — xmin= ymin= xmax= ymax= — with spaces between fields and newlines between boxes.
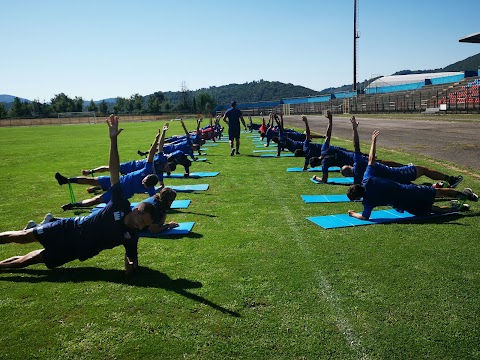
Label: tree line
xmin=0 ymin=90 xmax=217 ymax=119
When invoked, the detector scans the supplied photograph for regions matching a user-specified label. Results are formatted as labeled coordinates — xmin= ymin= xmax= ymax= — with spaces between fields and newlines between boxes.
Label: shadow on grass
xmin=390 ymin=212 xmax=479 ymax=226
xmin=0 ymin=266 xmax=240 ymax=317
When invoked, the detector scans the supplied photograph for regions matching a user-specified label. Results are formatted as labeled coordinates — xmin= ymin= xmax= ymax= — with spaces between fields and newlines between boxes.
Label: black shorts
xmin=228 ymin=127 xmax=241 ymax=141
xmin=33 ymin=219 xmax=78 ymax=269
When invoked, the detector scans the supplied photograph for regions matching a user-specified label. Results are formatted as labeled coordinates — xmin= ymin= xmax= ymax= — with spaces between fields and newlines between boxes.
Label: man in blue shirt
xmin=0 ymin=115 xmax=157 ymax=273
xmin=342 ymin=117 xmax=463 ymax=187
xmin=347 ymin=130 xmax=477 ymax=220
xmin=222 ymin=101 xmax=247 ymax=156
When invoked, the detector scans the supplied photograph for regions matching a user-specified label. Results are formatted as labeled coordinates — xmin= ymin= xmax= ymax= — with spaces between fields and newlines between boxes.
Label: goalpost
xmin=57 ymin=111 xmax=97 ymax=124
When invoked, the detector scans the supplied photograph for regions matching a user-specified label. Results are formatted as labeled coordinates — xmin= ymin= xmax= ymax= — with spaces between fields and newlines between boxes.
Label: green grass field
xmin=0 ymin=119 xmax=479 ymax=359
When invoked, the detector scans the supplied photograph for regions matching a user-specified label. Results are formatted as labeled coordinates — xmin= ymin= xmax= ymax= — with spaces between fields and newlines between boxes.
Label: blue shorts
xmin=383 ymin=165 xmax=417 ymax=184
xmin=33 ymin=219 xmax=78 ymax=269
xmin=97 ymin=176 xmax=111 ymax=191
xmin=228 ymin=127 xmax=241 ymax=141
xmin=120 ymin=161 xmax=137 ymax=175
xmin=402 ymin=185 xmax=436 ymax=216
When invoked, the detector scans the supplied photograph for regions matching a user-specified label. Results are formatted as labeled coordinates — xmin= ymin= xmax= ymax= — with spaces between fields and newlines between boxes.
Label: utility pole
xmin=353 ymin=0 xmax=360 ymax=92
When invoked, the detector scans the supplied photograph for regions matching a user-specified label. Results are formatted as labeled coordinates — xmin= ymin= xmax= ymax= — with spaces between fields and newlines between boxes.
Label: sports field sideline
xmin=0 ymin=118 xmax=479 ymax=359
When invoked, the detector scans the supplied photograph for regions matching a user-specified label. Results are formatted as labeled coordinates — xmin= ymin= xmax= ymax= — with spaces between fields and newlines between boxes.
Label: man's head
xmin=231 ymin=101 xmax=237 ymax=108
xmin=341 ymin=165 xmax=353 ymax=177
xmin=271 ymin=136 xmax=279 ymax=144
xmin=128 ymin=202 xmax=157 ymax=231
xmin=163 ymin=161 xmax=177 ymax=173
xmin=347 ymin=184 xmax=365 ymax=201
xmin=142 ymin=174 xmax=159 ymax=188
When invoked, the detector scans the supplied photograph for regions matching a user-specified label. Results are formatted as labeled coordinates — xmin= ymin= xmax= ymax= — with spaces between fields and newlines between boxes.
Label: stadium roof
xmin=368 ymin=72 xmax=463 ymax=88
xmin=459 ymin=32 xmax=480 ymax=43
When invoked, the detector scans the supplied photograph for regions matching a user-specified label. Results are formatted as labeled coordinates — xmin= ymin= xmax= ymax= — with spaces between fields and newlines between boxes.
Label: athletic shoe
xmin=40 ymin=213 xmax=55 ymax=225
xmin=236 ymin=151 xmax=240 ymax=155
xmin=230 ymin=148 xmax=235 ymax=156
xmin=433 ymin=181 xmax=445 ymax=189
xmin=24 ymin=220 xmax=36 ymax=230
xmin=450 ymin=200 xmax=470 ymax=212
xmin=55 ymin=172 xmax=69 ymax=185
xmin=461 ymin=188 xmax=478 ymax=202
xmin=448 ymin=175 xmax=463 ymax=188
xmin=61 ymin=203 xmax=74 ymax=211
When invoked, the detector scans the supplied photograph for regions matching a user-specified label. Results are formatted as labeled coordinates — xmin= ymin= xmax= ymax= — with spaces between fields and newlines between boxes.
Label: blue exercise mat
xmin=165 ymin=172 xmax=219 ymax=178
xmin=255 ymin=145 xmax=269 ymax=148
xmin=138 ymin=222 xmax=195 ymax=237
xmin=260 ymin=153 xmax=295 ymax=157
xmin=167 ymin=184 xmax=209 ymax=192
xmin=287 ymin=167 xmax=341 ymax=172
xmin=194 ymin=158 xmax=207 ymax=162
xmin=307 ymin=209 xmax=459 ymax=229
xmin=301 ymin=194 xmax=354 ymax=203
xmin=252 ymin=149 xmax=277 ymax=153
xmin=310 ymin=177 xmax=353 ymax=185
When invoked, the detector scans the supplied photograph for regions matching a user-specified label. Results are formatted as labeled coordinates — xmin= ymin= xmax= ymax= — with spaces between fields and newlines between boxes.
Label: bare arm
xmin=351 ymin=116 xmax=360 ymax=153
xmin=179 ymin=118 xmax=190 ymax=138
xmin=324 ymin=110 xmax=333 ymax=145
xmin=157 ymin=123 xmax=169 ymax=154
xmin=107 ymin=115 xmax=123 ymax=186
xmin=348 ymin=210 xmax=368 ymax=220
xmin=368 ymin=130 xmax=380 ymax=166
xmin=240 ymin=115 xmax=247 ymax=130
xmin=147 ymin=131 xmax=161 ymax=163
xmin=302 ymin=116 xmax=311 ymax=141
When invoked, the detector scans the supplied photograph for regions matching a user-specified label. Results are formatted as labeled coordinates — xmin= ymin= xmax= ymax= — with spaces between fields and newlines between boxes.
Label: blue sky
xmin=1 ymin=0 xmax=478 ymax=102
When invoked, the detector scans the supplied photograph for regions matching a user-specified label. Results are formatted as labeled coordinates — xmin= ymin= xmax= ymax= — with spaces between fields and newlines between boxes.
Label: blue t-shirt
xmin=321 ymin=145 xmax=355 ymax=173
xmin=265 ymin=127 xmax=278 ymax=146
xmin=303 ymin=140 xmax=323 ymax=168
xmin=224 ymin=107 xmax=243 ymax=131
xmin=101 ymin=162 xmax=156 ymax=202
xmin=153 ymin=152 xmax=168 ymax=179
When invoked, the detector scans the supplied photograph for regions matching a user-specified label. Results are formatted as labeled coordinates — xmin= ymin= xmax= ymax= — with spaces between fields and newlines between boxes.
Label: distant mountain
xmin=161 ymin=80 xmax=320 ymax=106
xmin=391 ymin=53 xmax=480 ymax=76
xmin=0 ymin=94 xmax=30 ymax=103
xmin=2 ymin=53 xmax=479 ymax=105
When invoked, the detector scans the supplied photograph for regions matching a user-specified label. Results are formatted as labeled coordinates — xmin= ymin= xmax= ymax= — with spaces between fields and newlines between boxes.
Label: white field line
xmin=280 ymin=203 xmax=369 ymax=359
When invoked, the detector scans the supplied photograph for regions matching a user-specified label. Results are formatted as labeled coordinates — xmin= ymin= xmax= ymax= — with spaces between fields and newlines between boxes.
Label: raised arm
xmin=157 ymin=122 xmax=169 ymax=154
xmin=107 ymin=115 xmax=123 ymax=186
xmin=302 ymin=115 xmax=311 ymax=141
xmin=324 ymin=110 xmax=333 ymax=145
xmin=147 ymin=131 xmax=161 ymax=163
xmin=351 ymin=116 xmax=360 ymax=153
xmin=368 ymin=130 xmax=380 ymax=166
xmin=179 ymin=118 xmax=190 ymax=138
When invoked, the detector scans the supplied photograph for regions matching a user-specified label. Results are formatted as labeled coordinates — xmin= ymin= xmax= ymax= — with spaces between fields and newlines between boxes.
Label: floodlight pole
xmin=353 ymin=0 xmax=360 ymax=92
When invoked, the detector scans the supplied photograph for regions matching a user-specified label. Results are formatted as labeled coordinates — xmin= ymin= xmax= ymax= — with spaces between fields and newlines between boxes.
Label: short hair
xmin=271 ymin=136 xmax=279 ymax=144
xmin=231 ymin=101 xmax=237 ymax=107
xmin=143 ymin=174 xmax=159 ymax=187
xmin=309 ymin=157 xmax=322 ymax=168
xmin=347 ymin=184 xmax=365 ymax=201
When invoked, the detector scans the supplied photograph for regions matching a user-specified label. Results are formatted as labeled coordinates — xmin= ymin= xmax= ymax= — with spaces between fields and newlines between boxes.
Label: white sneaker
xmin=40 ymin=213 xmax=54 ymax=225
xmin=24 ymin=220 xmax=37 ymax=230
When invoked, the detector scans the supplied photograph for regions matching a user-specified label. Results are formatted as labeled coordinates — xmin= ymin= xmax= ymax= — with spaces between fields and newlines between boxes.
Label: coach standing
xmin=222 ymin=101 xmax=247 ymax=156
